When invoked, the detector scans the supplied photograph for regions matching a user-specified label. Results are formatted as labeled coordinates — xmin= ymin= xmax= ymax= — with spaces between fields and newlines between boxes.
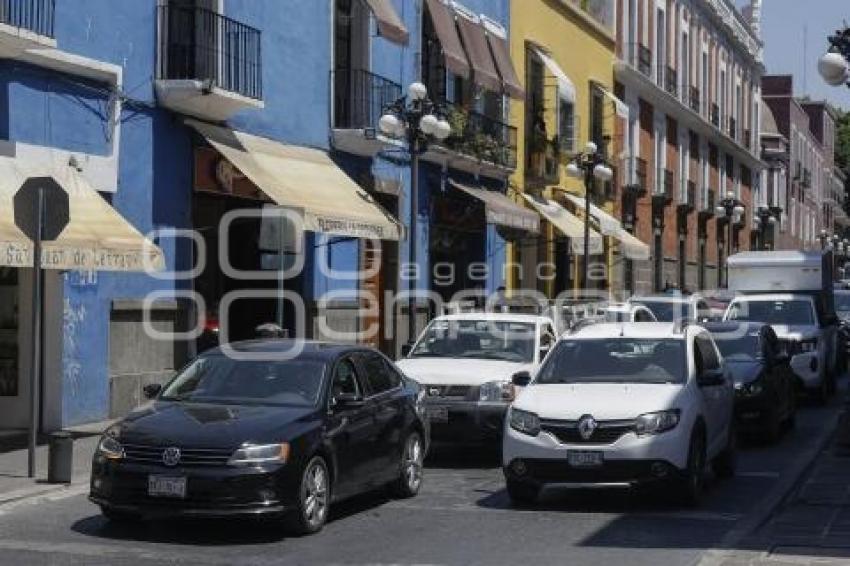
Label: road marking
xmin=737 ymin=471 xmax=781 ymax=478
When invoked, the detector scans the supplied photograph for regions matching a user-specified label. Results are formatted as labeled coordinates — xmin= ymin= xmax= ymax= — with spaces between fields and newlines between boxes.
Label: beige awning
xmin=187 ymin=120 xmax=402 ymax=241
xmin=482 ymin=21 xmax=524 ymax=100
xmin=597 ymin=85 xmax=629 ymax=120
xmin=424 ymin=0 xmax=470 ymax=79
xmin=0 ymin=159 xmax=164 ymax=271
xmin=530 ymin=45 xmax=576 ymax=103
xmin=522 ymin=194 xmax=603 ymax=255
xmin=450 ymin=180 xmax=539 ymax=233
xmin=564 ymin=194 xmax=651 ymax=260
xmin=363 ymin=0 xmax=409 ymax=45
xmin=454 ymin=12 xmax=502 ymax=93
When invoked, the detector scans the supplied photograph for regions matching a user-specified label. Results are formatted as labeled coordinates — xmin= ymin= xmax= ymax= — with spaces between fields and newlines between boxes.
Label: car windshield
xmin=712 ymin=333 xmax=761 ymax=362
xmin=727 ymin=300 xmax=814 ymax=325
xmin=536 ymin=338 xmax=686 ymax=384
xmin=836 ymin=293 xmax=850 ymax=313
xmin=633 ymin=301 xmax=693 ymax=322
xmin=160 ymin=356 xmax=326 ymax=407
xmin=409 ymin=320 xmax=535 ymax=363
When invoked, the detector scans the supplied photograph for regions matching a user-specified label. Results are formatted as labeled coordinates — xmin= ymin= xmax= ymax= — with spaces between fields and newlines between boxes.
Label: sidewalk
xmin=702 ymin=400 xmax=850 ymax=566
xmin=0 ymin=420 xmax=112 ymax=507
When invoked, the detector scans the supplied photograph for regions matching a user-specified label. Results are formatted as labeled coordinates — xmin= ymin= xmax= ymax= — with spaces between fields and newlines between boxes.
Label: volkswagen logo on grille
xmin=577 ymin=415 xmax=598 ymax=440
xmin=162 ymin=447 xmax=181 ymax=467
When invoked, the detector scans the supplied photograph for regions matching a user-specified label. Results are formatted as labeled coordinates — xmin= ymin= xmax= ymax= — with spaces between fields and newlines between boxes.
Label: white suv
xmin=503 ymin=322 xmax=735 ymax=505
xmin=397 ymin=313 xmax=557 ymax=445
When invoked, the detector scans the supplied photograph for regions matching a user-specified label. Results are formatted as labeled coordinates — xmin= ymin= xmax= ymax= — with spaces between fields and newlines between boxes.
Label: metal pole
xmin=276 ymin=212 xmax=285 ymax=329
xmin=408 ymin=135 xmax=419 ymax=346
xmin=727 ymin=205 xmax=734 ymax=287
xmin=28 ymin=187 xmax=44 ymax=478
xmin=582 ymin=165 xmax=591 ymax=289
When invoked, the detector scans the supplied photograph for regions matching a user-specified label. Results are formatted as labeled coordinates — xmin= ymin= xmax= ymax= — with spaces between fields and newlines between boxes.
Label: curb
xmin=696 ymin=406 xmax=844 ymax=566
xmin=0 ymin=476 xmax=88 ymax=509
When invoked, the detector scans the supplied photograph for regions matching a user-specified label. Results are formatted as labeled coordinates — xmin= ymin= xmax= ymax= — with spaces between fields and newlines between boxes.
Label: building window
xmin=656 ymin=8 xmax=665 ymax=86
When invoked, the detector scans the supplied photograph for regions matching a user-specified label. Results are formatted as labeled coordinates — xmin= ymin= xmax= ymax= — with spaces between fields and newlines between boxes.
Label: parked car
xmin=603 ymin=303 xmax=658 ymax=323
xmin=703 ymin=322 xmax=796 ymax=441
xmin=90 ymin=340 xmax=429 ymax=534
xmin=628 ymin=294 xmax=712 ymax=323
xmin=834 ymin=290 xmax=850 ymax=372
xmin=396 ymin=313 xmax=557 ymax=445
xmin=724 ymin=293 xmax=837 ymax=402
xmin=502 ymin=322 xmax=735 ymax=506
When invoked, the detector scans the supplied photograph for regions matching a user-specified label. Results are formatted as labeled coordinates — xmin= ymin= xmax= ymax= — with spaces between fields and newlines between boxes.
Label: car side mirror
xmin=143 ymin=383 xmax=162 ymax=400
xmin=511 ymin=371 xmax=532 ymax=387
xmin=333 ymin=393 xmax=365 ymax=410
xmin=400 ymin=343 xmax=413 ymax=357
xmin=697 ymin=369 xmax=725 ymax=388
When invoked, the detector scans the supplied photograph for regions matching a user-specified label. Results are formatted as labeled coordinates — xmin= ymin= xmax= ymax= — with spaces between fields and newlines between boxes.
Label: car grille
xmin=121 ymin=443 xmax=233 ymax=467
xmin=425 ymin=385 xmax=472 ymax=399
xmin=540 ymin=419 xmax=634 ymax=445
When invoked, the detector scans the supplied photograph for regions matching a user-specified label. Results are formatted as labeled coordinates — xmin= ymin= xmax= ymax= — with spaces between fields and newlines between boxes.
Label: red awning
xmin=363 ymin=0 xmax=409 ymax=45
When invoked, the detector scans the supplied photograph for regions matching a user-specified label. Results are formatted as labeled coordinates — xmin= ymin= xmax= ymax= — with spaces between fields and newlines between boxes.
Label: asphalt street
xmin=0 ymin=400 xmax=840 ymax=566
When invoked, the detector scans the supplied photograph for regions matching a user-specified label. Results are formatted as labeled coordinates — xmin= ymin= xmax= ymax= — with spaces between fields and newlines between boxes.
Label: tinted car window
xmin=712 ymin=332 xmax=761 ymax=362
xmin=727 ymin=300 xmax=814 ymax=325
xmin=358 ymin=352 xmax=401 ymax=395
xmin=160 ymin=356 xmax=325 ymax=407
xmin=409 ymin=320 xmax=536 ymax=363
xmin=836 ymin=292 xmax=850 ymax=312
xmin=537 ymin=339 xmax=686 ymax=384
xmin=695 ymin=336 xmax=720 ymax=370
xmin=331 ymin=358 xmax=362 ymax=402
xmin=634 ymin=301 xmax=694 ymax=322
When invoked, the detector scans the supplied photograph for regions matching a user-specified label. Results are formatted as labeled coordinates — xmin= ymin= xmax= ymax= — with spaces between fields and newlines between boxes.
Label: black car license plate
xmin=148 ymin=475 xmax=187 ymax=498
xmin=567 ymin=450 xmax=603 ymax=468
xmin=426 ymin=405 xmax=449 ymax=423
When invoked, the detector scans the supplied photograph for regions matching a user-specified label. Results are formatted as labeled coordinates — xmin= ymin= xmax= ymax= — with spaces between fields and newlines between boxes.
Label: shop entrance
xmin=430 ymin=189 xmax=486 ymax=304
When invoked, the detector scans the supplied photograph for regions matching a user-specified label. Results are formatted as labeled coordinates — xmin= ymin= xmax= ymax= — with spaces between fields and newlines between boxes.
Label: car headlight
xmin=509 ymin=408 xmax=540 ymax=436
xmin=737 ymin=377 xmax=764 ymax=397
xmin=96 ymin=435 xmax=124 ymax=460
xmin=479 ymin=380 xmax=515 ymax=402
xmin=227 ymin=443 xmax=290 ymax=466
xmin=634 ymin=410 xmax=680 ymax=436
xmin=799 ymin=338 xmax=818 ymax=353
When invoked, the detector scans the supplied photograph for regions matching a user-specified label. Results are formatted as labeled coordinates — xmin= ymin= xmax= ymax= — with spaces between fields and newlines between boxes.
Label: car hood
xmin=724 ymin=359 xmax=764 ymax=385
xmin=767 ymin=325 xmax=820 ymax=340
xmin=396 ymin=357 xmax=532 ymax=386
xmin=513 ymin=383 xmax=684 ymax=420
xmin=115 ymin=401 xmax=319 ymax=448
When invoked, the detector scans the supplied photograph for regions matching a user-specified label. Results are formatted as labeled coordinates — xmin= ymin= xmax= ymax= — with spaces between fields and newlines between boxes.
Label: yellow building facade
xmin=508 ymin=0 xmax=620 ymax=298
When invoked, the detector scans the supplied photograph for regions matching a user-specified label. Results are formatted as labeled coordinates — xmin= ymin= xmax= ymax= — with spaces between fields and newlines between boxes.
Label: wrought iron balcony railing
xmin=333 ymin=68 xmax=401 ymax=131
xmin=655 ymin=168 xmax=674 ymax=200
xmin=664 ymin=66 xmax=678 ymax=97
xmin=441 ymin=100 xmax=518 ymax=169
xmin=157 ymin=4 xmax=263 ymax=100
xmin=688 ymin=86 xmax=700 ymax=113
xmin=0 ymin=0 xmax=54 ymax=37
xmin=702 ymin=188 xmax=716 ymax=213
xmin=711 ymin=104 xmax=720 ymax=128
xmin=686 ymin=181 xmax=697 ymax=209
xmin=525 ymin=132 xmax=560 ymax=185
xmin=728 ymin=116 xmax=737 ymax=141
xmin=625 ymin=43 xmax=653 ymax=79
xmin=744 ymin=129 xmax=752 ymax=150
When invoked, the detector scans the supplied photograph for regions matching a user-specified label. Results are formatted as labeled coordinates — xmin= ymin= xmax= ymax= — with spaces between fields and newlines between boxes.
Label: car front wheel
xmin=506 ymin=479 xmax=540 ymax=507
xmin=712 ymin=421 xmax=737 ymax=478
xmin=677 ymin=430 xmax=706 ymax=506
xmin=389 ymin=431 xmax=424 ymax=499
xmin=286 ymin=456 xmax=330 ymax=536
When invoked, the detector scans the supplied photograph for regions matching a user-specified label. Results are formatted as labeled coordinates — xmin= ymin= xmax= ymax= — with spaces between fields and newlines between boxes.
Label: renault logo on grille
xmin=428 ymin=387 xmax=441 ymax=397
xmin=162 ymin=447 xmax=181 ymax=467
xmin=577 ymin=415 xmax=598 ymax=440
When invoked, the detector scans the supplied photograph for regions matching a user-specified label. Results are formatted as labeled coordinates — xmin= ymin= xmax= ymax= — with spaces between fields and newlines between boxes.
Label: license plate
xmin=426 ymin=405 xmax=448 ymax=423
xmin=148 ymin=475 xmax=187 ymax=498
xmin=567 ymin=450 xmax=603 ymax=468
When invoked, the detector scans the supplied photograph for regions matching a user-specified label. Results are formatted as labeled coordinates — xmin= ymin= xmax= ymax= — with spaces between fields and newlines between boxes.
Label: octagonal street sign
xmin=14 ymin=176 xmax=70 ymax=242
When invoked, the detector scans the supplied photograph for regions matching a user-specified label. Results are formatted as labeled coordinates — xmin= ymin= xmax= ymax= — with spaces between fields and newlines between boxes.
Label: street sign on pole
xmin=13 ymin=177 xmax=69 ymax=479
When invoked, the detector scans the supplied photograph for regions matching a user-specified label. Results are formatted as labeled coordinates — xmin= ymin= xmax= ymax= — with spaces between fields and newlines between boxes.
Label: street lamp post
xmin=565 ymin=141 xmax=614 ymax=290
xmin=715 ymin=190 xmax=745 ymax=287
xmin=379 ymin=82 xmax=451 ymax=349
xmin=819 ymin=27 xmax=850 ymax=87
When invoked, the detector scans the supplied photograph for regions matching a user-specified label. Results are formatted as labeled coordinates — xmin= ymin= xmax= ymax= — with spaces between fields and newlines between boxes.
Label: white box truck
xmin=723 ymin=251 xmax=839 ymax=402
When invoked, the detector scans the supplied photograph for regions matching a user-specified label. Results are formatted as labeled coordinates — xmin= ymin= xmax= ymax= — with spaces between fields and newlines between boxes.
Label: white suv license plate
xmin=567 ymin=450 xmax=603 ymax=468
xmin=148 ymin=475 xmax=187 ymax=498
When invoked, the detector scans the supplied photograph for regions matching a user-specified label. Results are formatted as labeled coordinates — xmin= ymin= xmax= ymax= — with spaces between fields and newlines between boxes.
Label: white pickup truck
xmin=723 ymin=251 xmax=839 ymax=402
xmin=396 ymin=313 xmax=558 ymax=445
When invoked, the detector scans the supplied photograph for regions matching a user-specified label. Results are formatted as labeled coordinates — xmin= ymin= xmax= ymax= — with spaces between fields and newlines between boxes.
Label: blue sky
xmin=751 ymin=0 xmax=850 ymax=110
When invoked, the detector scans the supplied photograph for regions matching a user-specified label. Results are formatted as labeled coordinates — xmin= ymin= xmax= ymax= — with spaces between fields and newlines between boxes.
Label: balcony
xmin=331 ymin=68 xmax=402 ymax=158
xmin=422 ymin=100 xmax=518 ymax=179
xmin=728 ymin=117 xmax=737 ymax=141
xmin=678 ymin=180 xmax=696 ymax=213
xmin=688 ymin=86 xmax=700 ymax=114
xmin=711 ymin=104 xmax=720 ymax=128
xmin=802 ymin=168 xmax=812 ymax=188
xmin=621 ymin=156 xmax=648 ymax=194
xmin=664 ymin=66 xmax=678 ymax=98
xmin=524 ymin=132 xmax=560 ymax=187
xmin=623 ymin=43 xmax=652 ymax=79
xmin=653 ymin=168 xmax=674 ymax=204
xmin=155 ymin=4 xmax=263 ymax=121
xmin=744 ymin=129 xmax=752 ymax=151
xmin=0 ymin=0 xmax=56 ymax=54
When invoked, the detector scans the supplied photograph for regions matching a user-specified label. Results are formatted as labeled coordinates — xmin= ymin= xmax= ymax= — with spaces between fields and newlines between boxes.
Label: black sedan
xmin=704 ymin=322 xmax=796 ymax=441
xmin=89 ymin=340 xmax=429 ymax=534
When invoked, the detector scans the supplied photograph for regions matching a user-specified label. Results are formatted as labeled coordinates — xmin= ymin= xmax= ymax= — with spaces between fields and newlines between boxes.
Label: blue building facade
xmin=0 ymin=0 xmax=520 ymax=430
